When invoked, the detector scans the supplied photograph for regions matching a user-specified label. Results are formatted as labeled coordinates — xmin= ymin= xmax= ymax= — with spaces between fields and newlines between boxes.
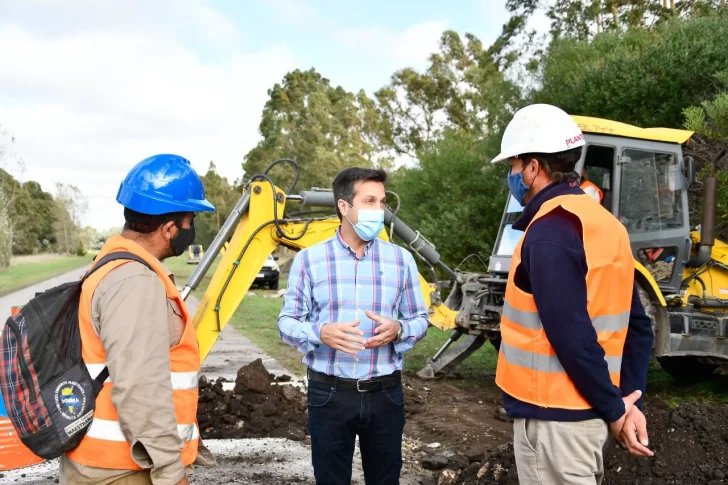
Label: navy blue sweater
xmin=502 ymin=181 xmax=654 ymax=423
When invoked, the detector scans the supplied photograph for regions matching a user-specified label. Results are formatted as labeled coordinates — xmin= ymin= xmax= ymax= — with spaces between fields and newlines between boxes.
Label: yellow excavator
xmin=185 ymin=116 xmax=728 ymax=381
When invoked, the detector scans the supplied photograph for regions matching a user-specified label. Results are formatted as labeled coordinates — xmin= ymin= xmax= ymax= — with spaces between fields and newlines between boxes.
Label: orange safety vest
xmin=495 ymin=194 xmax=634 ymax=410
xmin=66 ymin=234 xmax=201 ymax=469
xmin=580 ymin=179 xmax=604 ymax=203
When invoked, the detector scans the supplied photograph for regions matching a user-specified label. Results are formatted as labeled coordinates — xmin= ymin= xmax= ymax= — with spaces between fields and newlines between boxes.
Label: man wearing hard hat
xmin=491 ymin=104 xmax=654 ymax=484
xmin=60 ymin=154 xmax=216 ymax=484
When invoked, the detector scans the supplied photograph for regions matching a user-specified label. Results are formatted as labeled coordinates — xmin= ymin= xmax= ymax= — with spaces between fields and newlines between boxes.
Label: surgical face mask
xmin=169 ymin=220 xmax=196 ymax=257
xmin=344 ymin=202 xmax=384 ymax=241
xmin=507 ymin=162 xmax=534 ymax=205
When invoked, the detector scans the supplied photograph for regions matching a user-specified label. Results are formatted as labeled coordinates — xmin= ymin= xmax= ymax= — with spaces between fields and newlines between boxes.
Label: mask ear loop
xmin=339 ymin=199 xmax=357 ymax=227
xmin=522 ymin=158 xmax=539 ymax=201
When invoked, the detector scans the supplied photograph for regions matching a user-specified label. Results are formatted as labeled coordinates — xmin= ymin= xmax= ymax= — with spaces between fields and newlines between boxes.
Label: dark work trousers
xmin=307 ymin=379 xmax=406 ymax=485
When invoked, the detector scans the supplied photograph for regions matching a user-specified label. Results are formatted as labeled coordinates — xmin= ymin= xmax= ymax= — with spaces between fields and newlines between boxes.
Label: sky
xmin=0 ymin=0 xmax=514 ymax=230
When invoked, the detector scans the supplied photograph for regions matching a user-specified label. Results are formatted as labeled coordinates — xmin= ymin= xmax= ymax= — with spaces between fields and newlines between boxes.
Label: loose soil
xmin=449 ymin=398 xmax=728 ymax=485
xmin=401 ymin=371 xmax=513 ymax=454
xmin=197 ymin=358 xmax=308 ymax=441
xmin=196 ymin=361 xmax=728 ymax=485
xmin=197 ymin=362 xmax=512 ymax=457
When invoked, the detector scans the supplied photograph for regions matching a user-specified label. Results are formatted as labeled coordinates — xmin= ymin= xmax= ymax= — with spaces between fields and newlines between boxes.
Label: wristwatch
xmin=395 ymin=320 xmax=404 ymax=342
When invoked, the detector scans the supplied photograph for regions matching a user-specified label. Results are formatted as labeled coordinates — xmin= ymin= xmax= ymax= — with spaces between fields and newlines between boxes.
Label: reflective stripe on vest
xmin=85 ymin=364 xmax=199 ymax=390
xmin=502 ymin=301 xmax=629 ymax=333
xmin=67 ymin=234 xmax=201 ymax=470
xmin=85 ymin=418 xmax=200 ymax=442
xmin=495 ymin=192 xmax=634 ymax=410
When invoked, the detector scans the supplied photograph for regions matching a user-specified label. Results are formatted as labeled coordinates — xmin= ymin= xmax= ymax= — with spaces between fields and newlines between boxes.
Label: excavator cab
xmin=490 ymin=120 xmax=692 ymax=293
xmin=421 ymin=115 xmax=728 ymax=380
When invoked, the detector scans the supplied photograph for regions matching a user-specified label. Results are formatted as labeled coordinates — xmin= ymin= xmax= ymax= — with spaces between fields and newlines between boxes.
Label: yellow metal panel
xmin=680 ymin=233 xmax=728 ymax=304
xmin=193 ymin=182 xmax=284 ymax=362
xmin=571 ymin=115 xmax=693 ymax=145
xmin=634 ymin=261 xmax=667 ymax=307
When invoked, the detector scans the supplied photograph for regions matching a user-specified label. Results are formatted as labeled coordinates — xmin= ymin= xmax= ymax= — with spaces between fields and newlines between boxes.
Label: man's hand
xmin=320 ymin=320 xmax=366 ymax=355
xmin=175 ymin=477 xmax=190 ymax=485
xmin=619 ymin=406 xmax=654 ymax=457
xmin=363 ymin=310 xmax=399 ymax=349
xmin=608 ymin=390 xmax=643 ymax=441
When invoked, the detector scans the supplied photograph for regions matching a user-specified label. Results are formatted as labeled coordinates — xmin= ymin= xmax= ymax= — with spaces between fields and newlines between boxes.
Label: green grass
xmin=401 ymin=327 xmax=499 ymax=375
xmin=646 ymin=360 xmax=728 ymax=406
xmin=0 ymin=255 xmax=91 ymax=297
xmin=226 ymin=283 xmax=312 ymax=377
xmin=164 ymin=254 xmax=221 ymax=295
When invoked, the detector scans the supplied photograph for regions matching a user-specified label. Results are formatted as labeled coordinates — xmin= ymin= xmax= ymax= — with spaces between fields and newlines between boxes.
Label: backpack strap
xmin=82 ymin=251 xmax=153 ymax=282
xmin=81 ymin=251 xmax=155 ymax=387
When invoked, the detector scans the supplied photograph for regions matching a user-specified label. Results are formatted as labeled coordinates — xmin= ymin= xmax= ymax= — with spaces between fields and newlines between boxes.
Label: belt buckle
xmin=356 ymin=379 xmax=370 ymax=392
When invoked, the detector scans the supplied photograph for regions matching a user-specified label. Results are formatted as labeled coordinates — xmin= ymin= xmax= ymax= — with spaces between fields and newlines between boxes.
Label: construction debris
xmin=197 ymin=358 xmax=308 ymax=441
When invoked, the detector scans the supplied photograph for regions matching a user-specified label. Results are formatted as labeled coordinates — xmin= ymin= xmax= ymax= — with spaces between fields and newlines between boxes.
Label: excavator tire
xmin=656 ymin=356 xmax=718 ymax=382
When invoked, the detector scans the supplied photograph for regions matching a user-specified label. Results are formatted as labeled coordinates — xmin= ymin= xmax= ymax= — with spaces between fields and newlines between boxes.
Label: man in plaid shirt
xmin=278 ymin=167 xmax=430 ymax=485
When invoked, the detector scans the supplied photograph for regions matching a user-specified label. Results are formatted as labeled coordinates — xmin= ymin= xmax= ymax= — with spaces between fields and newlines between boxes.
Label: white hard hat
xmin=491 ymin=104 xmax=585 ymax=164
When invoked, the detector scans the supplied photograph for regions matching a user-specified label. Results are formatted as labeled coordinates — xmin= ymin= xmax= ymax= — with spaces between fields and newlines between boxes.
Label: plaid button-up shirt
xmin=277 ymin=228 xmax=430 ymax=379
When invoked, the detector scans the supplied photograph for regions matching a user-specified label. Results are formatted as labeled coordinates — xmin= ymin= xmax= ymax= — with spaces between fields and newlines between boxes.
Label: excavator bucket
xmin=417 ymin=331 xmax=487 ymax=378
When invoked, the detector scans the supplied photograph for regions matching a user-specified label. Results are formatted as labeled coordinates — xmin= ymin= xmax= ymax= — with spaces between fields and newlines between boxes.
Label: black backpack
xmin=0 ymin=251 xmax=151 ymax=459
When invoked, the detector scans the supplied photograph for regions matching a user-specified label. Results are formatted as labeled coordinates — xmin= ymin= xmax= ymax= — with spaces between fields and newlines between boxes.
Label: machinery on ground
xmin=184 ymin=116 xmax=728 ymax=381
xmin=187 ymin=244 xmax=204 ymax=264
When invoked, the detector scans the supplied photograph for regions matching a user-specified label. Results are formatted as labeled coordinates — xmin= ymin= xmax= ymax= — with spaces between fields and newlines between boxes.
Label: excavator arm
xmin=182 ymin=165 xmax=458 ymax=363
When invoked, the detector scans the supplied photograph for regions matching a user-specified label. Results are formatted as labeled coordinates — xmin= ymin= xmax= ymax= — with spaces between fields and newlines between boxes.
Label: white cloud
xmin=0 ymin=0 xmax=464 ymax=231
xmin=337 ymin=19 xmax=449 ymax=69
xmin=0 ymin=1 xmax=295 ymax=230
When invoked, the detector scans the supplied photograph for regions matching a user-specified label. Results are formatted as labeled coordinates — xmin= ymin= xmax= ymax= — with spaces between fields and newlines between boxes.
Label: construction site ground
xmin=3 ymin=263 xmax=728 ymax=484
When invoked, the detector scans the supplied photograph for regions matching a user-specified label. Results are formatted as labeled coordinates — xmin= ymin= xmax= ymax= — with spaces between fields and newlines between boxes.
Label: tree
xmin=196 ymin=161 xmax=240 ymax=248
xmin=683 ymin=86 xmax=728 ymax=238
xmin=54 ymin=182 xmax=88 ymax=254
xmin=0 ymin=126 xmax=20 ymax=267
xmin=375 ymin=31 xmax=521 ymax=157
xmin=533 ymin=13 xmax=728 ymax=129
xmin=0 ymin=176 xmax=58 ymax=255
xmin=243 ymin=68 xmax=388 ymax=194
xmin=387 ymin=130 xmax=508 ymax=273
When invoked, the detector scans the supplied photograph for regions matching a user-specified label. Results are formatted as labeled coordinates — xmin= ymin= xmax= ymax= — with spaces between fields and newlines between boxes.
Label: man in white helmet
xmin=491 ymin=104 xmax=655 ymax=484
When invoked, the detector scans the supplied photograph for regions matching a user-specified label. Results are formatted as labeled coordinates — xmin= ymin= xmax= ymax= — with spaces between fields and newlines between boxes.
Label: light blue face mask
xmin=507 ymin=170 xmax=531 ymax=205
xmin=507 ymin=161 xmax=536 ymax=205
xmin=345 ymin=203 xmax=384 ymax=241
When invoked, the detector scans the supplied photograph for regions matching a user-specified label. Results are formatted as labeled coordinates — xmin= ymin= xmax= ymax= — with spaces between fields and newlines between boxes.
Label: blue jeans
xmin=307 ymin=379 xmax=406 ymax=485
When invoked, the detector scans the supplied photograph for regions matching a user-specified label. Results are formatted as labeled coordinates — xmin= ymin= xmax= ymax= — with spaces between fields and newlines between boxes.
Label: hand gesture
xmin=619 ymin=406 xmax=654 ymax=457
xmin=609 ymin=390 xmax=652 ymax=456
xmin=363 ymin=310 xmax=399 ymax=349
xmin=320 ymin=320 xmax=366 ymax=355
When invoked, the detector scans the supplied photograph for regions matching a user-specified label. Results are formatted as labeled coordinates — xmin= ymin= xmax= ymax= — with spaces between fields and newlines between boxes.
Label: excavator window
xmin=618 ymin=148 xmax=684 ymax=234
xmin=581 ymin=144 xmax=615 ymax=210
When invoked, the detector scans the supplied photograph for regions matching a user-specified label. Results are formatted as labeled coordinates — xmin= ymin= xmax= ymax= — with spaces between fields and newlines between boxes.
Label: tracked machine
xmin=184 ymin=116 xmax=728 ymax=381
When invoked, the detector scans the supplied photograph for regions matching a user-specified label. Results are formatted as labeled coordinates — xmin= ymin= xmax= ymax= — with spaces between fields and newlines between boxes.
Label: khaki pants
xmin=107 ymin=472 xmax=153 ymax=484
xmin=513 ymin=417 xmax=609 ymax=485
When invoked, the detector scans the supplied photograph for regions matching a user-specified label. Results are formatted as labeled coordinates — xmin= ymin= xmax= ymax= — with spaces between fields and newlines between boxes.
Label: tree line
xmin=0 ymin=129 xmax=92 ymax=268
xmin=8 ymin=2 xmax=724 ymax=274
xmin=191 ymin=2 xmax=728 ymax=275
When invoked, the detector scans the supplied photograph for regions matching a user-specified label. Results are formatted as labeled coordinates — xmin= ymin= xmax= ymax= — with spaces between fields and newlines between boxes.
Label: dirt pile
xmin=197 ymin=358 xmax=308 ymax=441
xmin=440 ymin=399 xmax=728 ymax=485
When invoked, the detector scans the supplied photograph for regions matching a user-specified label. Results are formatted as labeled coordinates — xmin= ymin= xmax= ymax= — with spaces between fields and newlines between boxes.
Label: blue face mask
xmin=345 ymin=203 xmax=384 ymax=241
xmin=507 ymin=164 xmax=533 ymax=205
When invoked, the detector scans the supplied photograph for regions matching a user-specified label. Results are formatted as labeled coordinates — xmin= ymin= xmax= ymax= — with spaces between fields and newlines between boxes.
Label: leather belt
xmin=307 ymin=368 xmax=401 ymax=392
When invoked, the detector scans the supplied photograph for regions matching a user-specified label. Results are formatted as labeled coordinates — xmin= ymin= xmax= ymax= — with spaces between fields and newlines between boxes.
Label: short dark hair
xmin=332 ymin=167 xmax=387 ymax=220
xmin=123 ymin=208 xmax=187 ymax=234
xmin=519 ymin=146 xmax=583 ymax=183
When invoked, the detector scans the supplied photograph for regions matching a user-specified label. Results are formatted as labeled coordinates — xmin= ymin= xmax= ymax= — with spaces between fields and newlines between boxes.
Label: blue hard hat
xmin=116 ymin=154 xmax=216 ymax=215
